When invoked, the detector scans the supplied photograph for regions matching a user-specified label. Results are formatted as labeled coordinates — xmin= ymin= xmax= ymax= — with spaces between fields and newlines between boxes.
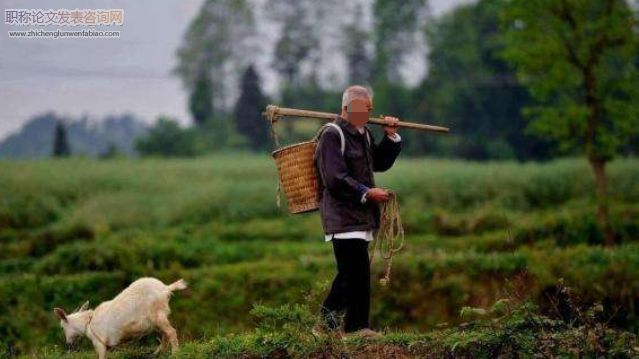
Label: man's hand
xmin=383 ymin=116 xmax=399 ymax=137
xmin=366 ymin=188 xmax=392 ymax=203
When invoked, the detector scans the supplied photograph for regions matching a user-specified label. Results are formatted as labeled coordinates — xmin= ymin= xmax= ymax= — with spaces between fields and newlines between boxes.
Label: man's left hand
xmin=383 ymin=116 xmax=399 ymax=137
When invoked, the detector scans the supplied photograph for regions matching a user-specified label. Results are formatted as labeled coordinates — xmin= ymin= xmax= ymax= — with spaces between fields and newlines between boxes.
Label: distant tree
xmin=372 ymin=0 xmax=429 ymax=84
xmin=500 ymin=0 xmax=639 ymax=244
xmin=195 ymin=114 xmax=249 ymax=153
xmin=342 ymin=4 xmax=373 ymax=85
xmin=189 ymin=71 xmax=214 ymax=126
xmin=265 ymin=0 xmax=319 ymax=137
xmin=370 ymin=0 xmax=429 ymax=154
xmin=234 ymin=65 xmax=269 ymax=151
xmin=175 ymin=0 xmax=255 ymax=118
xmin=135 ymin=117 xmax=197 ymax=157
xmin=52 ymin=121 xmax=71 ymax=157
xmin=270 ymin=0 xmax=318 ymax=85
xmin=414 ymin=0 xmax=544 ymax=160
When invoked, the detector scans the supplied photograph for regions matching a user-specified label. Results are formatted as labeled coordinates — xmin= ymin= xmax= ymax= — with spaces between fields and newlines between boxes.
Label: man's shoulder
xmin=319 ymin=123 xmax=342 ymax=139
xmin=316 ymin=124 xmax=343 ymax=157
xmin=320 ymin=118 xmax=348 ymax=139
xmin=333 ymin=116 xmax=352 ymax=128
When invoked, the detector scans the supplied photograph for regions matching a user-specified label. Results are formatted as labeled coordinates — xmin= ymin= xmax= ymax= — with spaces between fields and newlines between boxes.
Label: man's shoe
xmin=346 ymin=328 xmax=381 ymax=339
xmin=312 ymin=324 xmax=345 ymax=339
xmin=311 ymin=324 xmax=329 ymax=338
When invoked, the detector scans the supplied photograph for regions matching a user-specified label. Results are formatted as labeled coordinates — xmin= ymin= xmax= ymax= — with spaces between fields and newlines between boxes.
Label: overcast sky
xmin=0 ymin=0 xmax=474 ymax=141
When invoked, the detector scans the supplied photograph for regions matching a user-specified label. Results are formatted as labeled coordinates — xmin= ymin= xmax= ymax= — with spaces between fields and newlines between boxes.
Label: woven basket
xmin=272 ymin=140 xmax=320 ymax=214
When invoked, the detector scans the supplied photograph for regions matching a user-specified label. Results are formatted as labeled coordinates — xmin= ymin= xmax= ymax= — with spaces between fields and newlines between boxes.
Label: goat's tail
xmin=168 ymin=279 xmax=188 ymax=292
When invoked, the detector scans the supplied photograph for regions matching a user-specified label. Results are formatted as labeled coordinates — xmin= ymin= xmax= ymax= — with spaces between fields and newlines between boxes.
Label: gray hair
xmin=342 ymin=85 xmax=374 ymax=109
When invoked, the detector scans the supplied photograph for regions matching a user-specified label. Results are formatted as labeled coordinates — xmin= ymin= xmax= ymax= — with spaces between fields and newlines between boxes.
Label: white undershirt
xmin=324 ymin=128 xmax=401 ymax=242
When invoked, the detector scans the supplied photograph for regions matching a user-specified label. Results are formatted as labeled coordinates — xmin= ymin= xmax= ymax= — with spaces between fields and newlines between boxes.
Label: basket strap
xmin=364 ymin=127 xmax=371 ymax=146
xmin=317 ymin=123 xmax=345 ymax=155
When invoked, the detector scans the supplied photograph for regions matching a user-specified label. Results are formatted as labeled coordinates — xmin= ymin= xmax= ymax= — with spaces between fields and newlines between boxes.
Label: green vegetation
xmin=0 ymin=155 xmax=638 ymax=358
xmin=500 ymin=0 xmax=639 ymax=245
xmin=13 ymin=302 xmax=639 ymax=358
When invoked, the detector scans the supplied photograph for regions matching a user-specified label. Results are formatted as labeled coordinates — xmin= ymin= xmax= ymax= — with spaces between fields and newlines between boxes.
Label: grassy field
xmin=1 ymin=155 xmax=638 ymax=358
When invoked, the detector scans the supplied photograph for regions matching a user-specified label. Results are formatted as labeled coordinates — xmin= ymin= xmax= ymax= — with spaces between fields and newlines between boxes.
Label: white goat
xmin=54 ymin=277 xmax=187 ymax=359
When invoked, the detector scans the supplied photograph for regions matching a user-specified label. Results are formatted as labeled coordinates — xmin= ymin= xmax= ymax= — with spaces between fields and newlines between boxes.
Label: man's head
xmin=342 ymin=85 xmax=373 ymax=127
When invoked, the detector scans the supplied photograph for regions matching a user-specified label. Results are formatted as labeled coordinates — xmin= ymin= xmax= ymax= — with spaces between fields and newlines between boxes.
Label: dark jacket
xmin=315 ymin=116 xmax=402 ymax=234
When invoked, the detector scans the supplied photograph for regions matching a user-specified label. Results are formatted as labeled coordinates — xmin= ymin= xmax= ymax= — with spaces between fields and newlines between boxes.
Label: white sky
xmin=0 ymin=0 xmax=474 ymax=140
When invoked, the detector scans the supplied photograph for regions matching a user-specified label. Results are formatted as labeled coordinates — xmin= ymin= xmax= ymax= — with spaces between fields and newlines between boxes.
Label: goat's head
xmin=53 ymin=301 xmax=91 ymax=344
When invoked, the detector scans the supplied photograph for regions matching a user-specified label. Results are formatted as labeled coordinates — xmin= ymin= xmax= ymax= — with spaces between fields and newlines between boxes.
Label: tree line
xmin=136 ymin=0 xmax=638 ymax=163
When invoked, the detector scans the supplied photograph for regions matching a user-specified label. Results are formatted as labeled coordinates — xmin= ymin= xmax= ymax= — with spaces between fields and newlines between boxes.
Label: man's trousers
xmin=320 ymin=238 xmax=371 ymax=332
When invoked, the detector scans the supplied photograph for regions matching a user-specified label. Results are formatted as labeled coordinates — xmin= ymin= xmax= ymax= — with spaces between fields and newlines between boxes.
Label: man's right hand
xmin=366 ymin=188 xmax=391 ymax=203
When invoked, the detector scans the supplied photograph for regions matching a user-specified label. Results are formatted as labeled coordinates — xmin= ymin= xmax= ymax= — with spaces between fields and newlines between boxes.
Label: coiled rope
xmin=370 ymin=191 xmax=405 ymax=286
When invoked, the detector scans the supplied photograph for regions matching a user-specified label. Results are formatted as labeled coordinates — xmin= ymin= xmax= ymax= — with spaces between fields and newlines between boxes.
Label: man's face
xmin=346 ymin=98 xmax=372 ymax=127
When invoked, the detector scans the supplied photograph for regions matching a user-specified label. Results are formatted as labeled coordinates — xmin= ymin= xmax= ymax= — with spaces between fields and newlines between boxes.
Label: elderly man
xmin=313 ymin=85 xmax=402 ymax=338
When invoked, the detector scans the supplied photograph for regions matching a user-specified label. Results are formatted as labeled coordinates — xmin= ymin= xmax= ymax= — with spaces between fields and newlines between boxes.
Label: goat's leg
xmin=154 ymin=333 xmax=168 ymax=354
xmin=95 ymin=343 xmax=108 ymax=359
xmin=155 ymin=315 xmax=179 ymax=353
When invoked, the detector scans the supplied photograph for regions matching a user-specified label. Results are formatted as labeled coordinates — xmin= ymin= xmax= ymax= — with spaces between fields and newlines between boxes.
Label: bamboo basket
xmin=272 ymin=140 xmax=320 ymax=214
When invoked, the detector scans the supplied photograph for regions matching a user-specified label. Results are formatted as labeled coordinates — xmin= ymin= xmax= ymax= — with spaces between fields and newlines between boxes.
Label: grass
xmin=15 ymin=303 xmax=639 ymax=359
xmin=1 ymin=155 xmax=638 ymax=357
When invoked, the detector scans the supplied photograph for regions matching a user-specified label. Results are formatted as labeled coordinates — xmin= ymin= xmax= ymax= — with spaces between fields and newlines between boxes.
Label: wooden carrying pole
xmin=264 ymin=105 xmax=450 ymax=134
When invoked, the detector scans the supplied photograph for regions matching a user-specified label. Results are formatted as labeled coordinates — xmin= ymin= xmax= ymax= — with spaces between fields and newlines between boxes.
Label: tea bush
xmin=1 ymin=156 xmax=638 ymax=355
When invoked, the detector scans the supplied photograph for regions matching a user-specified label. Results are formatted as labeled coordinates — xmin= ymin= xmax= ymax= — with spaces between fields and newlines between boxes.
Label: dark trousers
xmin=320 ymin=238 xmax=371 ymax=332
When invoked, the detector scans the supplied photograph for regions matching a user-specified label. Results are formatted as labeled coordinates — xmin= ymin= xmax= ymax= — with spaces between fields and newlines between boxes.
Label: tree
xmin=342 ymin=4 xmax=373 ymax=85
xmin=265 ymin=0 xmax=320 ymax=139
xmin=189 ymin=71 xmax=214 ymax=126
xmin=136 ymin=116 xmax=245 ymax=157
xmin=414 ymin=0 xmax=544 ymax=160
xmin=500 ymin=0 xmax=639 ymax=244
xmin=135 ymin=117 xmax=197 ymax=157
xmin=372 ymin=0 xmax=429 ymax=84
xmin=370 ymin=0 xmax=429 ymax=155
xmin=269 ymin=0 xmax=318 ymax=86
xmin=234 ymin=65 xmax=269 ymax=150
xmin=52 ymin=121 xmax=71 ymax=157
xmin=175 ymin=0 xmax=255 ymax=120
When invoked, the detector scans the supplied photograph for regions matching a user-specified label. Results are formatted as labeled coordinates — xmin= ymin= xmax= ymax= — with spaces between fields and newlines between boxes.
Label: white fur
xmin=54 ymin=277 xmax=187 ymax=359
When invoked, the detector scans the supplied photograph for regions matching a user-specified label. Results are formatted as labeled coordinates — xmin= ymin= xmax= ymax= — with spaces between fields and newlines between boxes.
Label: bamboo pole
xmin=264 ymin=105 xmax=450 ymax=134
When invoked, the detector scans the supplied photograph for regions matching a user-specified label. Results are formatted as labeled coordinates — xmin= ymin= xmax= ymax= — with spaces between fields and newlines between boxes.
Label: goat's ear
xmin=54 ymin=307 xmax=68 ymax=322
xmin=78 ymin=301 xmax=90 ymax=312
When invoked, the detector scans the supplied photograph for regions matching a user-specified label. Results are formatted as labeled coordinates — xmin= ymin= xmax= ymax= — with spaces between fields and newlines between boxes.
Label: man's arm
xmin=370 ymin=131 xmax=402 ymax=172
xmin=317 ymin=129 xmax=369 ymax=203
